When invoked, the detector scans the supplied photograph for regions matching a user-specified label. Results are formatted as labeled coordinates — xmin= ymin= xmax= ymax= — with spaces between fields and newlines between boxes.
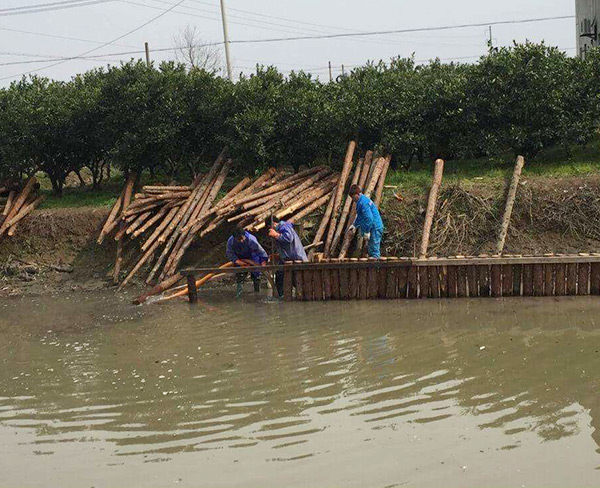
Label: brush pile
xmin=98 ymin=147 xmax=348 ymax=295
xmin=0 ymin=177 xmax=45 ymax=239
xmin=305 ymin=141 xmax=391 ymax=260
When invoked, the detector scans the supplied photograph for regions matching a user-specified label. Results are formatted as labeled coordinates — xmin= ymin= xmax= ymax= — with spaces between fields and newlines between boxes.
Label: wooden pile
xmin=100 ymin=148 xmax=345 ymax=298
xmin=307 ymin=141 xmax=391 ymax=260
xmin=97 ymin=149 xmax=232 ymax=288
xmin=0 ymin=177 xmax=45 ymax=238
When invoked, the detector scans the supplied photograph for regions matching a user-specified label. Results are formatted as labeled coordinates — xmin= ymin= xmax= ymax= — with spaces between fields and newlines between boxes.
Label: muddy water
xmin=1 ymin=292 xmax=600 ymax=488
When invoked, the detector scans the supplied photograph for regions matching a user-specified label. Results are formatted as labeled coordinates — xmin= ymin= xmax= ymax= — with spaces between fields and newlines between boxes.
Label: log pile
xmin=307 ymin=142 xmax=391 ymax=260
xmin=99 ymin=147 xmax=348 ymax=299
xmin=0 ymin=177 xmax=45 ymax=238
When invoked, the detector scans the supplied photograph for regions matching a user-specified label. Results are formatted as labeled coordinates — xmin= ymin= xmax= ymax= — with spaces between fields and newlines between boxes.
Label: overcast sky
xmin=0 ymin=0 xmax=577 ymax=86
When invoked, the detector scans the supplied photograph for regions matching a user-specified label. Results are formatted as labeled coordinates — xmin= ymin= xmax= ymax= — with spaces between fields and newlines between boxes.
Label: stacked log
xmin=0 ymin=177 xmax=44 ymax=238
xmin=98 ymin=148 xmax=346 ymax=299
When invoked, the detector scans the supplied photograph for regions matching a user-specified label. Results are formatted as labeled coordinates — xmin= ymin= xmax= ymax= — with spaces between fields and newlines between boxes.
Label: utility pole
xmin=328 ymin=61 xmax=332 ymax=82
xmin=341 ymin=64 xmax=345 ymax=76
xmin=488 ymin=26 xmax=493 ymax=47
xmin=144 ymin=42 xmax=151 ymax=67
xmin=219 ymin=0 xmax=233 ymax=80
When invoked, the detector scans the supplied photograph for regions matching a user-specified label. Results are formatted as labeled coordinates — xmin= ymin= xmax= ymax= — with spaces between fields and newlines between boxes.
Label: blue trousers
xmin=367 ymin=228 xmax=384 ymax=258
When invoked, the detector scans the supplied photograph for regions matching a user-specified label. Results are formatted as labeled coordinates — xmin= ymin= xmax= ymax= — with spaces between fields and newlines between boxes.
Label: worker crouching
xmin=348 ymin=184 xmax=384 ymax=259
xmin=226 ymin=226 xmax=268 ymax=297
xmin=265 ymin=217 xmax=308 ymax=298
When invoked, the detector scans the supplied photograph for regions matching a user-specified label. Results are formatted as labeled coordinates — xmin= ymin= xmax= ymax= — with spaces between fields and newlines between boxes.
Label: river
xmin=1 ymin=291 xmax=600 ymax=487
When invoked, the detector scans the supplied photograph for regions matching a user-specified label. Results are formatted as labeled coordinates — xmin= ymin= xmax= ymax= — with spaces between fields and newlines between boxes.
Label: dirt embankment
xmin=2 ymin=176 xmax=600 ymax=297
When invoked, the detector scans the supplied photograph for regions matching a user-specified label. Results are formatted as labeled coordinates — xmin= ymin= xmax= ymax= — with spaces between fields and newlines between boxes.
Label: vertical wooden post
xmin=407 ymin=265 xmax=418 ymax=299
xmin=419 ymin=159 xmax=444 ymax=259
xmin=491 ymin=265 xmax=502 ymax=297
xmin=502 ymin=264 xmax=513 ymax=297
xmin=313 ymin=269 xmax=324 ymax=301
xmin=186 ymin=274 xmax=198 ymax=304
xmin=303 ymin=266 xmax=314 ymax=301
xmin=522 ymin=264 xmax=533 ymax=296
xmin=512 ymin=264 xmax=522 ymax=296
xmin=348 ymin=258 xmax=359 ymax=299
xmin=439 ymin=266 xmax=448 ymax=298
xmin=590 ymin=263 xmax=600 ymax=295
xmin=322 ymin=259 xmax=332 ymax=300
xmin=377 ymin=258 xmax=388 ymax=298
xmin=386 ymin=258 xmax=398 ymax=299
xmin=419 ymin=265 xmax=430 ymax=298
xmin=330 ymin=258 xmax=341 ymax=300
xmin=532 ymin=264 xmax=544 ymax=296
xmin=496 ymin=156 xmax=525 ymax=255
xmin=294 ymin=261 xmax=305 ymax=301
xmin=397 ymin=264 xmax=409 ymax=298
xmin=367 ymin=258 xmax=378 ymax=299
xmin=339 ymin=259 xmax=350 ymax=300
xmin=543 ymin=264 xmax=555 ymax=297
xmin=456 ymin=265 xmax=468 ymax=298
xmin=283 ymin=262 xmax=293 ymax=301
xmin=430 ymin=265 xmax=441 ymax=298
xmin=447 ymin=265 xmax=457 ymax=298
xmin=358 ymin=258 xmax=369 ymax=300
xmin=555 ymin=264 xmax=566 ymax=296
xmin=478 ymin=265 xmax=490 ymax=297
xmin=578 ymin=262 xmax=590 ymax=296
xmin=467 ymin=265 xmax=478 ymax=297
xmin=566 ymin=263 xmax=578 ymax=295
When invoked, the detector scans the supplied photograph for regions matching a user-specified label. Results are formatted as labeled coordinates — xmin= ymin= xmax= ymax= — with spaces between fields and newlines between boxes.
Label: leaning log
xmin=419 ymin=159 xmax=445 ymax=259
xmin=496 ymin=156 xmax=525 ymax=255
xmin=324 ymin=141 xmax=356 ymax=257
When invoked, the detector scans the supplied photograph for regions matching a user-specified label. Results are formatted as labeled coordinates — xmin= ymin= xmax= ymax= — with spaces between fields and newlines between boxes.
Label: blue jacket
xmin=275 ymin=220 xmax=308 ymax=262
xmin=353 ymin=194 xmax=383 ymax=234
xmin=226 ymin=231 xmax=268 ymax=264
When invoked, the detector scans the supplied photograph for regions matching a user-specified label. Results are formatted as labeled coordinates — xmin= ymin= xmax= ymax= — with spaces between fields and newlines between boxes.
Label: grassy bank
xmin=36 ymin=139 xmax=600 ymax=210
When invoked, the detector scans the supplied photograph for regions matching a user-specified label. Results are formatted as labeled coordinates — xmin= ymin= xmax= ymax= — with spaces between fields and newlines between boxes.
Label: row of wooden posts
xmin=280 ymin=255 xmax=600 ymax=301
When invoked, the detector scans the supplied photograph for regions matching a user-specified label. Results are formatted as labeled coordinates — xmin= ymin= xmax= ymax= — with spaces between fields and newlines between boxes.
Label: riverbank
xmin=2 ymin=170 xmax=600 ymax=298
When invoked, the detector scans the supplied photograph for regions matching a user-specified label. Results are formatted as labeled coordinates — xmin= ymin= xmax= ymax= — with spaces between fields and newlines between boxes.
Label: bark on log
xmin=329 ymin=158 xmax=364 ymax=256
xmin=419 ymin=159 xmax=445 ymax=259
xmin=308 ymin=191 xmax=336 ymax=261
xmin=496 ymin=156 xmax=525 ymax=255
xmin=4 ymin=195 xmax=45 ymax=229
xmin=0 ymin=177 xmax=37 ymax=236
xmin=324 ymin=141 xmax=356 ymax=257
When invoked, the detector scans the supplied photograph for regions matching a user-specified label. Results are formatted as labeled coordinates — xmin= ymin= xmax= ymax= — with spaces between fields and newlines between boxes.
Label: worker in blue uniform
xmin=265 ymin=217 xmax=308 ymax=297
xmin=348 ymin=184 xmax=384 ymax=259
xmin=226 ymin=226 xmax=269 ymax=296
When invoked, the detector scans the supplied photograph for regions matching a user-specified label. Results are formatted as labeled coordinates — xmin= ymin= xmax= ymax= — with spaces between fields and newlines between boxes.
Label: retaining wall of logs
xmin=278 ymin=255 xmax=600 ymax=301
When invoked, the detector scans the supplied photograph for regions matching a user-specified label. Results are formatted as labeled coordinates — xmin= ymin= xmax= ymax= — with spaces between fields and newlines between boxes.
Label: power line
xmin=0 ymin=0 xmax=105 ymax=12
xmin=0 ymin=26 xmax=138 ymax=49
xmin=0 ymin=0 xmax=113 ymax=16
xmin=0 ymin=0 xmax=184 ymax=81
xmin=0 ymin=14 xmax=577 ymax=79
xmin=229 ymin=15 xmax=575 ymax=44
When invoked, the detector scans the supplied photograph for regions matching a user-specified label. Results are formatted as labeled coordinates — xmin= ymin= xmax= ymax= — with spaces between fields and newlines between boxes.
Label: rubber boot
xmin=253 ymin=277 xmax=260 ymax=293
xmin=236 ymin=281 xmax=243 ymax=298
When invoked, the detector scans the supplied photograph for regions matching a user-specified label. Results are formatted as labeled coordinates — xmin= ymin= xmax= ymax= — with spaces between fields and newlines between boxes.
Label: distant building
xmin=576 ymin=0 xmax=600 ymax=57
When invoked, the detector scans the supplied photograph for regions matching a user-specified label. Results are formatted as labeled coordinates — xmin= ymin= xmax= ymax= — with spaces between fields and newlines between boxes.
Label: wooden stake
xmin=419 ymin=159 xmax=444 ymax=258
xmin=496 ymin=156 xmax=525 ymax=255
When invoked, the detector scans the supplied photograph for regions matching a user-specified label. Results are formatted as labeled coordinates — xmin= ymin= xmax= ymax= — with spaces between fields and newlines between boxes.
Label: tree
xmin=173 ymin=25 xmax=222 ymax=74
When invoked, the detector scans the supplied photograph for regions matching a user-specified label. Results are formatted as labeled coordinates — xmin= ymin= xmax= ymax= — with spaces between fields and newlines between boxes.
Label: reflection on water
xmin=1 ymin=292 xmax=600 ymax=487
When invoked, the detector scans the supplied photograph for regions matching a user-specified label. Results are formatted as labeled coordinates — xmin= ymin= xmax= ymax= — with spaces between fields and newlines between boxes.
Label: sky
xmin=0 ymin=0 xmax=578 ymax=86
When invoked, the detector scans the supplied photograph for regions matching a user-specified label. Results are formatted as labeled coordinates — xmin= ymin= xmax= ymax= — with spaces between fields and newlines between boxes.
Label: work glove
xmin=348 ymin=225 xmax=356 ymax=232
xmin=363 ymin=232 xmax=371 ymax=241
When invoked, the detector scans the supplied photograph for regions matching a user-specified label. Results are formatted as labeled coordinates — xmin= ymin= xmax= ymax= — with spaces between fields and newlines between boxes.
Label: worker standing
xmin=347 ymin=184 xmax=384 ymax=258
xmin=226 ymin=226 xmax=268 ymax=296
xmin=265 ymin=217 xmax=308 ymax=297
